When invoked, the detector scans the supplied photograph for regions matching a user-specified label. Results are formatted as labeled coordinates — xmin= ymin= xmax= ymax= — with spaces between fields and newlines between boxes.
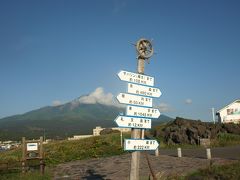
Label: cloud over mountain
xmin=185 ymin=99 xmax=192 ymax=104
xmin=52 ymin=100 xmax=62 ymax=106
xmin=78 ymin=87 xmax=118 ymax=106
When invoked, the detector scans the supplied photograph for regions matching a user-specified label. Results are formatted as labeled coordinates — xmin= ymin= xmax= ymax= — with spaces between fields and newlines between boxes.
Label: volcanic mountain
xmin=0 ymin=89 xmax=172 ymax=140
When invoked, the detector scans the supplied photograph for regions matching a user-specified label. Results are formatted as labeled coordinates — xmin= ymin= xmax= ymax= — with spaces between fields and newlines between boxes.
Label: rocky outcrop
xmin=154 ymin=117 xmax=240 ymax=145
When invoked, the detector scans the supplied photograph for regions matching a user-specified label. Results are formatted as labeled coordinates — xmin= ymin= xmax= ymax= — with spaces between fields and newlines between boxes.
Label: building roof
xmin=217 ymin=99 xmax=240 ymax=113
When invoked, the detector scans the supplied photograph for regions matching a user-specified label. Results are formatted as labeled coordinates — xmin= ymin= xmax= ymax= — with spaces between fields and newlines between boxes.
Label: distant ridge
xmin=0 ymin=95 xmax=173 ymax=141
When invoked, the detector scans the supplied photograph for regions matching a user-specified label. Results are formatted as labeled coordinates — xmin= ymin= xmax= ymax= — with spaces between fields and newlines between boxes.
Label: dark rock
xmin=153 ymin=117 xmax=240 ymax=145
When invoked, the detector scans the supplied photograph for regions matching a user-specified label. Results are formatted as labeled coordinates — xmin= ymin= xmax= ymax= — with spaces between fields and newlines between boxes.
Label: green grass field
xmin=184 ymin=161 xmax=240 ymax=180
xmin=0 ymin=133 xmax=129 ymax=179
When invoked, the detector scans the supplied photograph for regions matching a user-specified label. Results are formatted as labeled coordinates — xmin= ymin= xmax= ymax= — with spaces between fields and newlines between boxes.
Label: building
xmin=93 ymin=126 xmax=131 ymax=136
xmin=216 ymin=99 xmax=240 ymax=124
xmin=93 ymin=126 xmax=104 ymax=136
xmin=68 ymin=135 xmax=93 ymax=141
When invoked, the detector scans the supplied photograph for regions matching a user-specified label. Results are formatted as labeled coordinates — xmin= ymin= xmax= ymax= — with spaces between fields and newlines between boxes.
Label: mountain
xmin=0 ymin=97 xmax=173 ymax=141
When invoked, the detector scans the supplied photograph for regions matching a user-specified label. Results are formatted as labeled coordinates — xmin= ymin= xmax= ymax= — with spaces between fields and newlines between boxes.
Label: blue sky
xmin=0 ymin=0 xmax=240 ymax=121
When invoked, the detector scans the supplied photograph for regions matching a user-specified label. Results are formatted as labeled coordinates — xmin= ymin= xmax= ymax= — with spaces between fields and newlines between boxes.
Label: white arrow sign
xmin=117 ymin=93 xmax=152 ymax=107
xmin=124 ymin=139 xmax=159 ymax=151
xmin=127 ymin=83 xmax=162 ymax=98
xmin=126 ymin=105 xmax=160 ymax=119
xmin=114 ymin=115 xmax=151 ymax=129
xmin=118 ymin=70 xmax=154 ymax=86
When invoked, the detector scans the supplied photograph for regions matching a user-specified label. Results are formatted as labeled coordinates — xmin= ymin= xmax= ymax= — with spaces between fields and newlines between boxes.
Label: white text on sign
xmin=118 ymin=70 xmax=154 ymax=86
xmin=126 ymin=105 xmax=160 ymax=119
xmin=114 ymin=115 xmax=151 ymax=129
xmin=127 ymin=83 xmax=161 ymax=98
xmin=124 ymin=139 xmax=159 ymax=151
xmin=117 ymin=93 xmax=152 ymax=107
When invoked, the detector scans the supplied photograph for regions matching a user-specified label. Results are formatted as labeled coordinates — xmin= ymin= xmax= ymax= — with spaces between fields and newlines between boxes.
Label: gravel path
xmin=53 ymin=145 xmax=240 ymax=179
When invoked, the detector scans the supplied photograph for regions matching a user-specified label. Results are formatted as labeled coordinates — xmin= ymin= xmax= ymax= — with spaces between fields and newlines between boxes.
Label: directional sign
xmin=117 ymin=93 xmax=152 ymax=107
xmin=118 ymin=70 xmax=154 ymax=86
xmin=114 ymin=115 xmax=151 ymax=129
xmin=126 ymin=105 xmax=160 ymax=119
xmin=124 ymin=139 xmax=159 ymax=151
xmin=127 ymin=83 xmax=161 ymax=98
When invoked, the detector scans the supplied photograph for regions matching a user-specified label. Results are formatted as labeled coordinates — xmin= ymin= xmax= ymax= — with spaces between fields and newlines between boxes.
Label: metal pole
xmin=120 ymin=130 xmax=123 ymax=147
xmin=130 ymin=57 xmax=145 ymax=180
xmin=212 ymin=108 xmax=215 ymax=124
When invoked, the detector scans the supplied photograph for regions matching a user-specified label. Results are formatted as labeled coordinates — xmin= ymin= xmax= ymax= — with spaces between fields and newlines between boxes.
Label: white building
xmin=93 ymin=126 xmax=130 ymax=136
xmin=68 ymin=135 xmax=93 ymax=141
xmin=216 ymin=99 xmax=240 ymax=124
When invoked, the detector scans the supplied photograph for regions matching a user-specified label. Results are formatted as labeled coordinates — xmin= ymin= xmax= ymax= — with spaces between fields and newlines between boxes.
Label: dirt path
xmin=53 ymin=145 xmax=240 ymax=179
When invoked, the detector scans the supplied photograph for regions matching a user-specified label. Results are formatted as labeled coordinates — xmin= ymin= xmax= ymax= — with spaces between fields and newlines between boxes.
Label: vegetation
xmin=44 ymin=133 xmax=127 ymax=165
xmin=0 ymin=132 xmax=130 ymax=178
xmin=211 ymin=133 xmax=240 ymax=147
xmin=0 ymin=169 xmax=52 ymax=180
xmin=184 ymin=161 xmax=240 ymax=180
xmin=1 ymin=129 xmax=240 ymax=179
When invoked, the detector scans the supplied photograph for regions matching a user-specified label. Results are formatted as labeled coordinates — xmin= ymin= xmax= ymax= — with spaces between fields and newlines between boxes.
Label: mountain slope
xmin=0 ymin=98 xmax=173 ymax=140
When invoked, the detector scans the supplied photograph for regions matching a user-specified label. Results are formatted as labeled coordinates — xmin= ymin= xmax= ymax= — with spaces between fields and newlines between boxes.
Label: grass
xmin=211 ymin=133 xmax=240 ymax=147
xmin=0 ymin=168 xmax=52 ymax=180
xmin=0 ymin=133 xmax=130 ymax=178
xmin=185 ymin=161 xmax=240 ymax=180
xmin=44 ymin=133 xmax=127 ymax=165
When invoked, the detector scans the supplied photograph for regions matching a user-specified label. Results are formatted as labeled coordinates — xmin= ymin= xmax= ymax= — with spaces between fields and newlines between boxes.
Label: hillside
xmin=0 ymin=97 xmax=172 ymax=140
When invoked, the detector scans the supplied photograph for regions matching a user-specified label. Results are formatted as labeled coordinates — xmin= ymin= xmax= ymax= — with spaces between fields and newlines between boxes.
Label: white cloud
xmin=78 ymin=87 xmax=119 ymax=107
xmin=52 ymin=100 xmax=62 ymax=106
xmin=155 ymin=102 xmax=172 ymax=112
xmin=185 ymin=99 xmax=192 ymax=104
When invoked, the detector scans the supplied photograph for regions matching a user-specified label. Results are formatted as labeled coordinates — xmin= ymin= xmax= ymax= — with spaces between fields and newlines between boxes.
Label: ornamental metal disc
xmin=136 ymin=39 xmax=154 ymax=59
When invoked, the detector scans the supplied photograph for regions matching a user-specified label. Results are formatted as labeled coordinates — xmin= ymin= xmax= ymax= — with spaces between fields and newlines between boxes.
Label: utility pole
xmin=212 ymin=107 xmax=215 ymax=124
xmin=130 ymin=39 xmax=154 ymax=180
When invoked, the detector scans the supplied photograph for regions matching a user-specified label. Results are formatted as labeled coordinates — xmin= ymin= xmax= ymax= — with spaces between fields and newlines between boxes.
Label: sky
xmin=0 ymin=0 xmax=240 ymax=121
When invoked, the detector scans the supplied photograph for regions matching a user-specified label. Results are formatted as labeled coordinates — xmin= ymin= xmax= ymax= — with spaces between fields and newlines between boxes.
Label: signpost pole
xmin=21 ymin=137 xmax=26 ymax=173
xmin=130 ymin=56 xmax=145 ymax=180
xmin=39 ymin=136 xmax=45 ymax=175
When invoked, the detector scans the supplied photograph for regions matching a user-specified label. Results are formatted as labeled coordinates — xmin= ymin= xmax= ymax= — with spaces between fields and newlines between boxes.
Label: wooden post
xmin=155 ymin=147 xmax=159 ymax=157
xmin=130 ymin=57 xmax=145 ymax=180
xmin=21 ymin=136 xmax=45 ymax=174
xmin=22 ymin=137 xmax=26 ymax=173
xmin=39 ymin=136 xmax=45 ymax=175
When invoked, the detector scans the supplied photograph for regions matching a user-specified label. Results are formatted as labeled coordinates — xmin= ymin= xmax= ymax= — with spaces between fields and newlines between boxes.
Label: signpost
xmin=116 ymin=93 xmax=153 ymax=107
xmin=114 ymin=115 xmax=151 ymax=129
xmin=126 ymin=105 xmax=160 ymax=119
xmin=115 ymin=38 xmax=160 ymax=180
xmin=22 ymin=137 xmax=44 ymax=174
xmin=127 ymin=83 xmax=161 ymax=98
xmin=124 ymin=139 xmax=159 ymax=151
